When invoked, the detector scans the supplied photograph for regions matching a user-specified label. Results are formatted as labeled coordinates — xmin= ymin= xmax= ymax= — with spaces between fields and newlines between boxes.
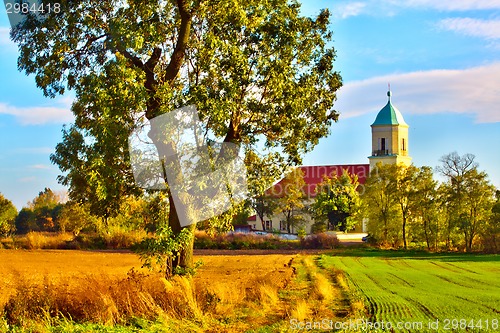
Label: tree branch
xmin=164 ymin=0 xmax=192 ymax=82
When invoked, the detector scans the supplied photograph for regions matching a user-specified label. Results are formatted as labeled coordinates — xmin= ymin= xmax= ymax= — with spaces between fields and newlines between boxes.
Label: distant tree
xmin=311 ymin=169 xmax=361 ymax=232
xmin=275 ymin=168 xmax=306 ymax=234
xmin=246 ymin=151 xmax=281 ymax=231
xmin=392 ymin=164 xmax=423 ymax=249
xmin=459 ymin=169 xmax=495 ymax=251
xmin=15 ymin=208 xmax=36 ymax=234
xmin=29 ymin=188 xmax=64 ymax=232
xmin=14 ymin=188 xmax=64 ymax=233
xmin=0 ymin=194 xmax=17 ymax=237
xmin=438 ymin=153 xmax=495 ymax=252
xmin=51 ymin=125 xmax=142 ymax=228
xmin=411 ymin=166 xmax=440 ymax=251
xmin=362 ymin=163 xmax=401 ymax=246
xmin=251 ymin=195 xmax=277 ymax=231
xmin=482 ymin=190 xmax=500 ymax=252
xmin=58 ymin=202 xmax=98 ymax=236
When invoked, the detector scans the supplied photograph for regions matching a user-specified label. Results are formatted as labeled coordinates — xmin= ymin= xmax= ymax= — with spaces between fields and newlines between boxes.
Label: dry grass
xmin=291 ymin=300 xmax=310 ymax=321
xmin=0 ymin=230 xmax=147 ymax=251
xmin=0 ymin=251 xmax=316 ymax=331
xmin=25 ymin=232 xmax=75 ymax=249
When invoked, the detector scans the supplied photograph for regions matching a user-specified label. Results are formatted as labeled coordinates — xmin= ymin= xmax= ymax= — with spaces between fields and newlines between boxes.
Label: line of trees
xmin=1 ymin=151 xmax=498 ymax=254
xmin=0 ymin=188 xmax=171 ymax=237
xmin=248 ymin=152 xmax=498 ymax=253
xmin=363 ymin=152 xmax=498 ymax=252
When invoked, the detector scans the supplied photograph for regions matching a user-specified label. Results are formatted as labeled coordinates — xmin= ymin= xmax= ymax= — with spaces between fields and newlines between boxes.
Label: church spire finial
xmin=387 ymin=83 xmax=392 ymax=102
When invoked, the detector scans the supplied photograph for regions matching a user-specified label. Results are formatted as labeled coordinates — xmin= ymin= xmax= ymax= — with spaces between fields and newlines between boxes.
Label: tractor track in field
xmin=454 ymin=295 xmax=500 ymax=314
xmin=430 ymin=261 xmax=462 ymax=273
xmin=431 ymin=274 xmax=471 ymax=288
xmin=444 ymin=262 xmax=480 ymax=274
xmin=402 ymin=296 xmax=438 ymax=320
xmin=353 ymin=256 xmax=368 ymax=268
xmin=388 ymin=272 xmax=414 ymax=287
xmin=363 ymin=272 xmax=397 ymax=295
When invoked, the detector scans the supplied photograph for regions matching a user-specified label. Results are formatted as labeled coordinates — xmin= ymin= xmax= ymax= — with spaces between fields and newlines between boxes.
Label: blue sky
xmin=1 ymin=0 xmax=500 ymax=209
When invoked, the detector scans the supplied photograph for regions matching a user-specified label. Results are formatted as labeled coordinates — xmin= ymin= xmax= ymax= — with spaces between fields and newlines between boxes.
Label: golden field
xmin=0 ymin=249 xmax=351 ymax=332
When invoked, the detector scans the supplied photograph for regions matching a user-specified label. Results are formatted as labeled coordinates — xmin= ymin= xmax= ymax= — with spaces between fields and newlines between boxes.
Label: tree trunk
xmin=402 ymin=215 xmax=407 ymax=250
xmin=121 ymin=0 xmax=194 ymax=280
xmin=423 ymin=219 xmax=430 ymax=251
xmin=165 ymin=189 xmax=196 ymax=279
xmin=258 ymin=214 xmax=266 ymax=231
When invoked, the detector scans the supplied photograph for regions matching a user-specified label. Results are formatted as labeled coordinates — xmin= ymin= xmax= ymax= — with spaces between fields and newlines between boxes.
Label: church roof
xmin=266 ymin=164 xmax=370 ymax=198
xmin=372 ymin=91 xmax=408 ymax=127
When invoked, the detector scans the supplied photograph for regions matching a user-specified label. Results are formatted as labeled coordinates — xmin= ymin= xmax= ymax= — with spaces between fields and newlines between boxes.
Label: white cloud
xmin=437 ymin=18 xmax=500 ymax=39
xmin=29 ymin=164 xmax=52 ymax=170
xmin=0 ymin=98 xmax=74 ymax=125
xmin=334 ymin=62 xmax=500 ymax=123
xmin=336 ymin=2 xmax=367 ymax=19
xmin=400 ymin=0 xmax=500 ymax=10
xmin=328 ymin=0 xmax=500 ymax=19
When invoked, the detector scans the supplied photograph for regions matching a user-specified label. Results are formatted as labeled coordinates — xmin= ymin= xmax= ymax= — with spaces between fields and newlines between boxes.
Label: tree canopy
xmin=311 ymin=169 xmax=361 ymax=232
xmin=12 ymin=0 xmax=342 ymax=274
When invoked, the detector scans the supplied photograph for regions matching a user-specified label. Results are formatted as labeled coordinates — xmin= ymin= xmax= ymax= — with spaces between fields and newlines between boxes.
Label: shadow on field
xmin=329 ymin=248 xmax=500 ymax=262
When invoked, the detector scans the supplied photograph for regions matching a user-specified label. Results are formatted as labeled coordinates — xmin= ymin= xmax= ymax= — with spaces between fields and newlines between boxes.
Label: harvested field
xmin=0 ymin=249 xmax=348 ymax=332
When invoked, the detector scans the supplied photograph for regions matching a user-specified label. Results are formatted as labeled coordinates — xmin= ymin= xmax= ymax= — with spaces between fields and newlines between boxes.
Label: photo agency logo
xmin=128 ymin=105 xmax=249 ymax=228
xmin=4 ymin=0 xmax=61 ymax=28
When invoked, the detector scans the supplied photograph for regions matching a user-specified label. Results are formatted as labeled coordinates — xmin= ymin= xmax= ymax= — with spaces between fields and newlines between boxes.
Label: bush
xmin=194 ymin=231 xmax=299 ymax=250
xmin=300 ymin=233 xmax=340 ymax=249
xmin=101 ymin=229 xmax=146 ymax=249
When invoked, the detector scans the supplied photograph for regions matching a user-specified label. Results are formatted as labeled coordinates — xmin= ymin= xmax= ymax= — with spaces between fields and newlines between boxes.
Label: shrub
xmin=101 ymin=229 xmax=146 ymax=249
xmin=194 ymin=231 xmax=299 ymax=250
xmin=300 ymin=233 xmax=340 ymax=249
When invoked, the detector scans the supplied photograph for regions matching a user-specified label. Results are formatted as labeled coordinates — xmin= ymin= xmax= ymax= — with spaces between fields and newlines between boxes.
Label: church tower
xmin=368 ymin=89 xmax=411 ymax=171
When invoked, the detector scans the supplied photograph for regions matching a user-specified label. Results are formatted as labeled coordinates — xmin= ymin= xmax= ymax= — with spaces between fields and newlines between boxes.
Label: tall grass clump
xmin=291 ymin=300 xmax=310 ymax=322
xmin=24 ymin=232 xmax=74 ymax=249
xmin=2 ymin=270 xmax=209 ymax=327
xmin=101 ymin=229 xmax=147 ymax=249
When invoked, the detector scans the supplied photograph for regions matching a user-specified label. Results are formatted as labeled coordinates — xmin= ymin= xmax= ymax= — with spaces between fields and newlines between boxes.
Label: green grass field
xmin=319 ymin=250 xmax=500 ymax=332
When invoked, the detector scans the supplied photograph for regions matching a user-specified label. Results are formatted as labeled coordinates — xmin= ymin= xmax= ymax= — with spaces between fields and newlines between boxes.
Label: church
xmin=247 ymin=89 xmax=412 ymax=234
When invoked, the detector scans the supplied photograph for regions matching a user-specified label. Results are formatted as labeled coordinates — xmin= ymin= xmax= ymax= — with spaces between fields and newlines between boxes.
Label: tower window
xmin=402 ymin=138 xmax=406 ymax=151
xmin=381 ymin=138 xmax=386 ymax=151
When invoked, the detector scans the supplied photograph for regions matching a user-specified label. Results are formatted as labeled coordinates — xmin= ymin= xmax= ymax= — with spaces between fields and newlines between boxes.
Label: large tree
xmin=12 ymin=0 xmax=341 ymax=275
xmin=438 ymin=152 xmax=495 ymax=252
xmin=411 ymin=166 xmax=440 ymax=251
xmin=393 ymin=164 xmax=422 ymax=250
xmin=362 ymin=163 xmax=401 ymax=246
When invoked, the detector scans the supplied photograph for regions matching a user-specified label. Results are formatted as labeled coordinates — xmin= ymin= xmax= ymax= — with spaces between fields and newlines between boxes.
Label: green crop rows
xmin=319 ymin=250 xmax=500 ymax=332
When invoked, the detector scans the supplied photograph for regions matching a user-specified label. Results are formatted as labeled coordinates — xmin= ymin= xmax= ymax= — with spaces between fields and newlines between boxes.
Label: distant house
xmin=233 ymin=224 xmax=253 ymax=233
